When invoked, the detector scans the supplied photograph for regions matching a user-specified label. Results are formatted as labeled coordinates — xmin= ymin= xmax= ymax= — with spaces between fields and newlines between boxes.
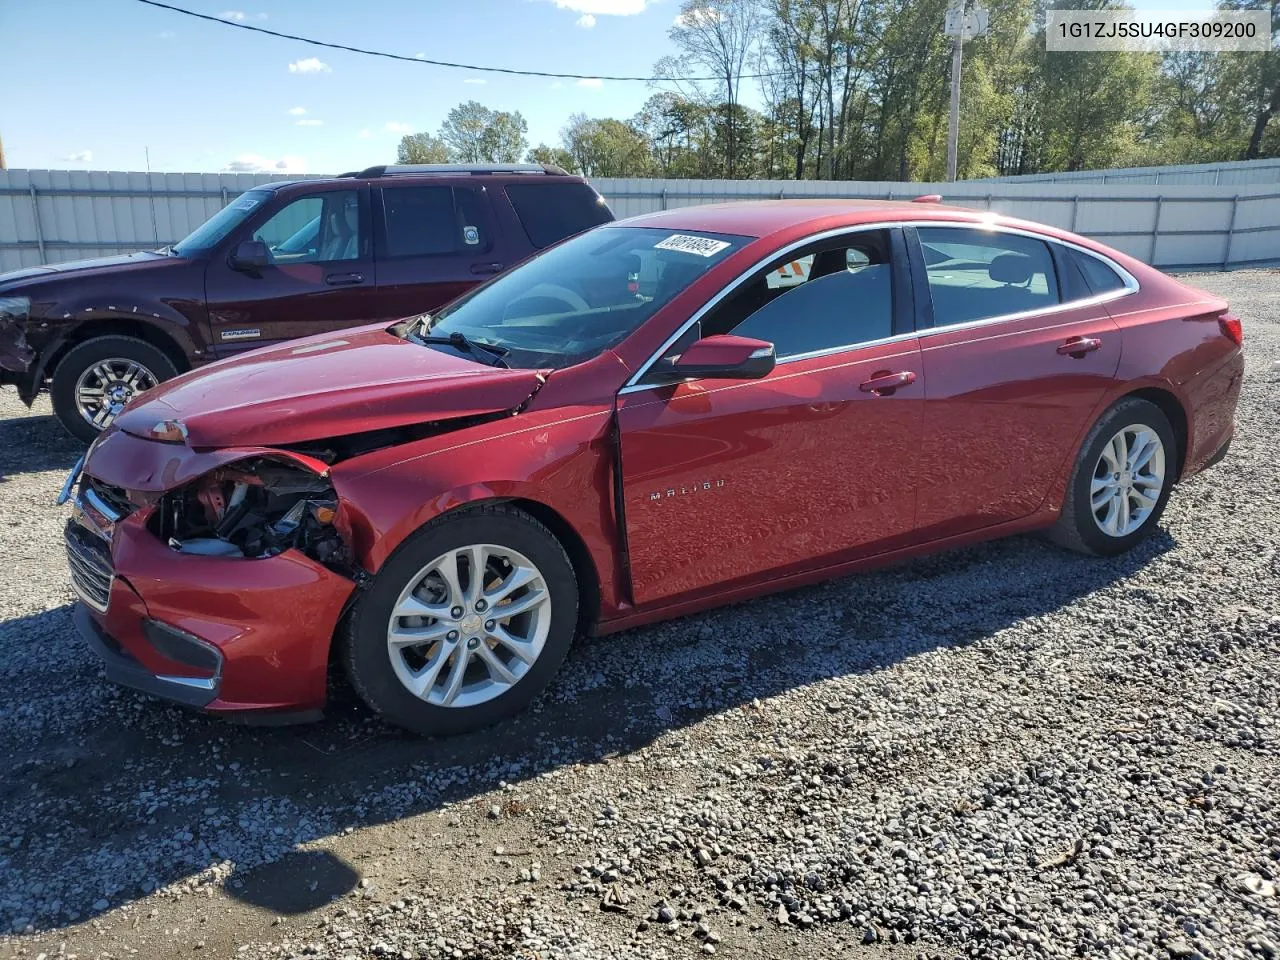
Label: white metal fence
xmin=979 ymin=157 xmax=1280 ymax=186
xmin=2 ymin=167 xmax=1277 ymax=273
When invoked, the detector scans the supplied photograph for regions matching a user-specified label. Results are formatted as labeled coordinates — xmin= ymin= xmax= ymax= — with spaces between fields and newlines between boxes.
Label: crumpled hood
xmin=0 ymin=250 xmax=173 ymax=289
xmin=113 ymin=323 xmax=546 ymax=448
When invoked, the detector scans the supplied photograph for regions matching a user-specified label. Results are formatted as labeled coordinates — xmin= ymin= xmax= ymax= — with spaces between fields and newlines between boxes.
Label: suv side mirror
xmin=671 ymin=334 xmax=775 ymax=380
xmin=230 ymin=240 xmax=269 ymax=273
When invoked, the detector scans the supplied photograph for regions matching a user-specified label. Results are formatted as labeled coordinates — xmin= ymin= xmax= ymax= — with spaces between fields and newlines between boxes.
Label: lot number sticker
xmin=655 ymin=234 xmax=731 ymax=257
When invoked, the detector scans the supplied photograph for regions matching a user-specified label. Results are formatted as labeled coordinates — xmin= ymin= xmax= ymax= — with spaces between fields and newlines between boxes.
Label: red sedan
xmin=63 ymin=199 xmax=1244 ymax=735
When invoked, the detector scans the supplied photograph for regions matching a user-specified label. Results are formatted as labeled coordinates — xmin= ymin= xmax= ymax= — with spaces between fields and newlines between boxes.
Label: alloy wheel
xmin=1090 ymin=425 xmax=1166 ymax=538
xmin=74 ymin=359 xmax=158 ymax=430
xmin=386 ymin=544 xmax=551 ymax=708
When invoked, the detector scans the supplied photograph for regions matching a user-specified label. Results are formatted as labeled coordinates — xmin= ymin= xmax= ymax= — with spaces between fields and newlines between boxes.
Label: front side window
xmin=172 ymin=190 xmax=271 ymax=256
xmin=253 ymin=192 xmax=361 ymax=264
xmin=676 ymin=231 xmax=894 ymax=365
xmin=918 ymin=227 xmax=1060 ymax=327
xmin=413 ymin=226 xmax=748 ymax=369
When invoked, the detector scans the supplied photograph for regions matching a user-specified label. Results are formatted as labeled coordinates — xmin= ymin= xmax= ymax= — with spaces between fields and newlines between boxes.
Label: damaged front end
xmin=0 ymin=296 xmax=35 ymax=374
xmin=155 ymin=456 xmax=362 ymax=580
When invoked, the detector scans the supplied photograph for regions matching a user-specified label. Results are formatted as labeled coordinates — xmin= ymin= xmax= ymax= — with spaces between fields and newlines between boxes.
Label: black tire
xmin=50 ymin=335 xmax=180 ymax=443
xmin=1051 ymin=397 xmax=1177 ymax=557
xmin=341 ymin=504 xmax=579 ymax=737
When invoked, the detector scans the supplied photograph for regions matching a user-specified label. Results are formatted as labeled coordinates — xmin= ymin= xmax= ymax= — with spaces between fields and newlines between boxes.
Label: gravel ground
xmin=0 ymin=270 xmax=1277 ymax=960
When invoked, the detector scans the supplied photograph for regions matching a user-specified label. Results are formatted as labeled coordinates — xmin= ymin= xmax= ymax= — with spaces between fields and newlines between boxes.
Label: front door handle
xmin=859 ymin=370 xmax=917 ymax=396
xmin=471 ymin=262 xmax=504 ymax=276
xmin=1057 ymin=336 xmax=1102 ymax=357
xmin=325 ymin=272 xmax=365 ymax=286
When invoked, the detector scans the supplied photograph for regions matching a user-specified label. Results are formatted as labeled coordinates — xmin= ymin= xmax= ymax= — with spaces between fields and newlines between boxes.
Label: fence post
xmin=660 ymin=188 xmax=668 ymax=211
xmin=28 ymin=185 xmax=47 ymax=265
xmin=1222 ymin=195 xmax=1239 ymax=270
xmin=1150 ymin=196 xmax=1164 ymax=266
xmin=1069 ymin=195 xmax=1079 ymax=232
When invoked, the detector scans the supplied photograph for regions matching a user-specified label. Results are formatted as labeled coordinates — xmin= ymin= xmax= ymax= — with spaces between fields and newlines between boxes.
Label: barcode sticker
xmin=654 ymin=234 xmax=731 ymax=257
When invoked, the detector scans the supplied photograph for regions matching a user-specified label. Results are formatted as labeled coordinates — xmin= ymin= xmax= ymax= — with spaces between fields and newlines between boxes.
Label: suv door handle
xmin=471 ymin=262 xmax=504 ymax=275
xmin=1057 ymin=336 xmax=1102 ymax=357
xmin=859 ymin=370 xmax=917 ymax=395
xmin=324 ymin=272 xmax=365 ymax=286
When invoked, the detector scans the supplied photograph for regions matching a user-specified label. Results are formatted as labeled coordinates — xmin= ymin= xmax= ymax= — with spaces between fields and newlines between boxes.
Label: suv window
xmin=379 ymin=185 xmax=490 ymax=257
xmin=254 ymin=192 xmax=361 ymax=264
xmin=917 ymin=227 xmax=1059 ymax=326
xmin=1068 ymin=248 xmax=1127 ymax=296
xmin=505 ymin=182 xmax=613 ymax=248
xmin=680 ymin=231 xmax=894 ymax=363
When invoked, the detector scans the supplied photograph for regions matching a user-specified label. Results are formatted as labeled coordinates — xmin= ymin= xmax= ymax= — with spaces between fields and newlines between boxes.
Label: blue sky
xmin=3 ymin=0 xmax=1213 ymax=175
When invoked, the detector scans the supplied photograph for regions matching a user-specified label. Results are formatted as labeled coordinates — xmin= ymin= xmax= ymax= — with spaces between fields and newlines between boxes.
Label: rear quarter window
xmin=1069 ymin=248 xmax=1128 ymax=296
xmin=505 ymin=182 xmax=613 ymax=249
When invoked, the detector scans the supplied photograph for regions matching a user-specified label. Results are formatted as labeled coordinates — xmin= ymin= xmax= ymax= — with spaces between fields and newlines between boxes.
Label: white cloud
xmin=295 ymin=118 xmax=324 ymax=126
xmin=385 ymin=121 xmax=413 ymax=133
xmin=288 ymin=57 xmax=330 ymax=74
xmin=674 ymin=7 xmax=721 ymax=27
xmin=219 ymin=9 xmax=246 ymax=20
xmin=463 ymin=77 xmax=487 ymax=85
xmin=548 ymin=0 xmax=647 ymax=14
xmin=158 ymin=30 xmax=176 ymax=39
xmin=358 ymin=129 xmax=373 ymax=139
xmin=288 ymin=106 xmax=307 ymax=116
xmin=576 ymin=13 xmax=597 ymax=27
xmin=577 ymin=77 xmax=604 ymax=88
xmin=223 ymin=154 xmax=307 ymax=174
xmin=414 ymin=52 xmax=427 ymax=59
xmin=64 ymin=150 xmax=93 ymax=163
xmin=550 ymin=80 xmax=565 ymax=90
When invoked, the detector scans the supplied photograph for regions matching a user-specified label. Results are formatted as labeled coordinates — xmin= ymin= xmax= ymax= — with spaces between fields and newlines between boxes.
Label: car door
xmin=616 ymin=228 xmax=925 ymax=608
xmin=909 ymin=224 xmax=1124 ymax=540
xmin=203 ymin=185 xmax=375 ymax=356
xmin=372 ymin=183 xmax=502 ymax=321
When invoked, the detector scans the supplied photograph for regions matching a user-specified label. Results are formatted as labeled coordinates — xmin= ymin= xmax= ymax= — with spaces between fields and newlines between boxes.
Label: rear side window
xmin=505 ymin=182 xmax=612 ymax=248
xmin=1069 ymin=248 xmax=1128 ymax=296
xmin=379 ymin=186 xmax=491 ymax=258
xmin=917 ymin=227 xmax=1060 ymax=327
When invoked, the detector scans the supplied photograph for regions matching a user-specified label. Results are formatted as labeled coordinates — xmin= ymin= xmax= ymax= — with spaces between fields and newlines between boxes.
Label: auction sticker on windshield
xmin=655 ymin=234 xmax=732 ymax=257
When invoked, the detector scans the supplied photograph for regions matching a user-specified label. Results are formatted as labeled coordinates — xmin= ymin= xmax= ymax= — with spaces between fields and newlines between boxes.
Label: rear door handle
xmin=471 ymin=262 xmax=504 ymax=276
xmin=859 ymin=370 xmax=917 ymax=395
xmin=324 ymin=272 xmax=365 ymax=286
xmin=1057 ymin=336 xmax=1102 ymax=357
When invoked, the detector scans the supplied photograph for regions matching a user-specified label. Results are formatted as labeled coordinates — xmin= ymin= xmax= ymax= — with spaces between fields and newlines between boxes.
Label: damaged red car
xmin=63 ymin=200 xmax=1244 ymax=736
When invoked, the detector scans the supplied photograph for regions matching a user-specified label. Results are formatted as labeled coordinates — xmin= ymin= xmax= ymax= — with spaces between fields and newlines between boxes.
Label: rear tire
xmin=51 ymin=335 xmax=179 ymax=443
xmin=341 ymin=504 xmax=579 ymax=737
xmin=1051 ymin=397 xmax=1176 ymax=557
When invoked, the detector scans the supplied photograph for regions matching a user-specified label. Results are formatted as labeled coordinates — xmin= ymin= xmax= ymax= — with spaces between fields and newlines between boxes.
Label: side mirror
xmin=229 ymin=240 xmax=269 ymax=273
xmin=671 ymin=334 xmax=775 ymax=380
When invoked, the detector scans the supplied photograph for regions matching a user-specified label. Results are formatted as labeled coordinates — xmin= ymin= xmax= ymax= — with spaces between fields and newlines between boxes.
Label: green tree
xmin=396 ymin=132 xmax=450 ymax=164
xmin=439 ymin=101 xmax=529 ymax=163
xmin=526 ymin=144 xmax=579 ymax=171
xmin=561 ymin=114 xmax=655 ymax=177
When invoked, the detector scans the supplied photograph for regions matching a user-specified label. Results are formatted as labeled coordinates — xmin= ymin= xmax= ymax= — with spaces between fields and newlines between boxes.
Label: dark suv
xmin=0 ymin=163 xmax=614 ymax=441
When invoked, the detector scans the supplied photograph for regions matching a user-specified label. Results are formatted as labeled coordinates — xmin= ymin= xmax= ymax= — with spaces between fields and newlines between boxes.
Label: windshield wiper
xmin=418 ymin=331 xmax=510 ymax=368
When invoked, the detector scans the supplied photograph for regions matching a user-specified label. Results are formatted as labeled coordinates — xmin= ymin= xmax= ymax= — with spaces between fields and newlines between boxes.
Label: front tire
xmin=50 ymin=335 xmax=179 ymax=443
xmin=1051 ymin=397 xmax=1176 ymax=556
xmin=342 ymin=505 xmax=579 ymax=737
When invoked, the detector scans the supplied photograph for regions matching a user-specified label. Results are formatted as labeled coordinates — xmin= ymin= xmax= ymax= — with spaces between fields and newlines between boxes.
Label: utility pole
xmin=944 ymin=1 xmax=989 ymax=182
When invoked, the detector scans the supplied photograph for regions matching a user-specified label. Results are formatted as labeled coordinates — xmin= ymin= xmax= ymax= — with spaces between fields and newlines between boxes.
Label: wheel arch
xmin=1116 ymin=385 xmax=1189 ymax=480
xmin=45 ymin=316 xmax=193 ymax=384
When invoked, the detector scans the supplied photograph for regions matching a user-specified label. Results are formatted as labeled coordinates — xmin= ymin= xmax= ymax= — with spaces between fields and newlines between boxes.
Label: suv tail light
xmin=1218 ymin=313 xmax=1243 ymax=347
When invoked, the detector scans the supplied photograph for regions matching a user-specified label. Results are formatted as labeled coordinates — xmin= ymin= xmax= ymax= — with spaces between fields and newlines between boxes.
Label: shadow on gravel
xmin=0 ymin=522 xmax=1175 ymax=932
xmin=0 ymin=410 xmax=81 ymax=480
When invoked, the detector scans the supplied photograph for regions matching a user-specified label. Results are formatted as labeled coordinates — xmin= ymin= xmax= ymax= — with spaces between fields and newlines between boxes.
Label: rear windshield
xmin=505 ymin=182 xmax=613 ymax=248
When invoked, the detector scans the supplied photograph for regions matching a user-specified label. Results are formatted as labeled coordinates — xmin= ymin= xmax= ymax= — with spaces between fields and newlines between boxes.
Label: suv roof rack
xmin=348 ymin=163 xmax=570 ymax=179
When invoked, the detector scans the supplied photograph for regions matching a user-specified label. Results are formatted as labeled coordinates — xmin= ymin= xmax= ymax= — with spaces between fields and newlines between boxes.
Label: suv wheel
xmin=50 ymin=336 xmax=179 ymax=443
xmin=341 ymin=504 xmax=579 ymax=736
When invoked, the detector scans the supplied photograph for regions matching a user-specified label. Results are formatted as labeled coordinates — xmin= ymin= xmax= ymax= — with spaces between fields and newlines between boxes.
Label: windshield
xmin=420 ymin=226 xmax=749 ymax=369
xmin=173 ymin=190 xmax=272 ymax=257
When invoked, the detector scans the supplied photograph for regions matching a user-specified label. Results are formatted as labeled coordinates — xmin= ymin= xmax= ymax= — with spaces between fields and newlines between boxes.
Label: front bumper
xmin=66 ymin=508 xmax=356 ymax=722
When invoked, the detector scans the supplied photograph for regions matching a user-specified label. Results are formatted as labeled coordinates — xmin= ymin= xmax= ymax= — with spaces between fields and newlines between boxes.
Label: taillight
xmin=1218 ymin=313 xmax=1243 ymax=347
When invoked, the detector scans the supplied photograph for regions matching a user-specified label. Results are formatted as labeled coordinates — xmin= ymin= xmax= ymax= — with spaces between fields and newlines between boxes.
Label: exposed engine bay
xmin=153 ymin=457 xmax=360 ymax=577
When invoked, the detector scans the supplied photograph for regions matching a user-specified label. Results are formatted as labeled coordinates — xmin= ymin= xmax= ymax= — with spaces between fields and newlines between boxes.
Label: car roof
xmin=253 ymin=164 xmax=587 ymax=192
xmin=617 ymin=198 xmax=992 ymax=239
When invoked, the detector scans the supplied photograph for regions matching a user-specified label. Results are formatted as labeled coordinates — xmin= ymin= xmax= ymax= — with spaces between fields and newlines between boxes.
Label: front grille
xmin=84 ymin=477 xmax=135 ymax=519
xmin=65 ymin=521 xmax=114 ymax=613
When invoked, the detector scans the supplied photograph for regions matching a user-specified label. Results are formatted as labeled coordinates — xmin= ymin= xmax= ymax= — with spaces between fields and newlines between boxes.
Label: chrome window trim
xmin=618 ymin=218 xmax=1139 ymax=397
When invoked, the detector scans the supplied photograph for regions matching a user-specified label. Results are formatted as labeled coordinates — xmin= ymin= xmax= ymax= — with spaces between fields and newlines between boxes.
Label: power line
xmin=133 ymin=0 xmax=777 ymax=83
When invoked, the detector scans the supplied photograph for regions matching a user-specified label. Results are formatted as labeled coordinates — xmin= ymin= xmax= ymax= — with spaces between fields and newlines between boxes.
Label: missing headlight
xmin=154 ymin=457 xmax=357 ymax=575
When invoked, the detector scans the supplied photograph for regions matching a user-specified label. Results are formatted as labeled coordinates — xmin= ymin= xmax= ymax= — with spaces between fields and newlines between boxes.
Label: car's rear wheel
xmin=1051 ymin=397 xmax=1176 ymax=556
xmin=50 ymin=335 xmax=179 ymax=443
xmin=341 ymin=505 xmax=578 ymax=736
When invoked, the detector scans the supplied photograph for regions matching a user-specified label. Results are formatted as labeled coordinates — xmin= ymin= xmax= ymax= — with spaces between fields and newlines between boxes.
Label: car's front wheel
xmin=1051 ymin=396 xmax=1176 ymax=556
xmin=50 ymin=335 xmax=179 ymax=443
xmin=342 ymin=505 xmax=579 ymax=736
